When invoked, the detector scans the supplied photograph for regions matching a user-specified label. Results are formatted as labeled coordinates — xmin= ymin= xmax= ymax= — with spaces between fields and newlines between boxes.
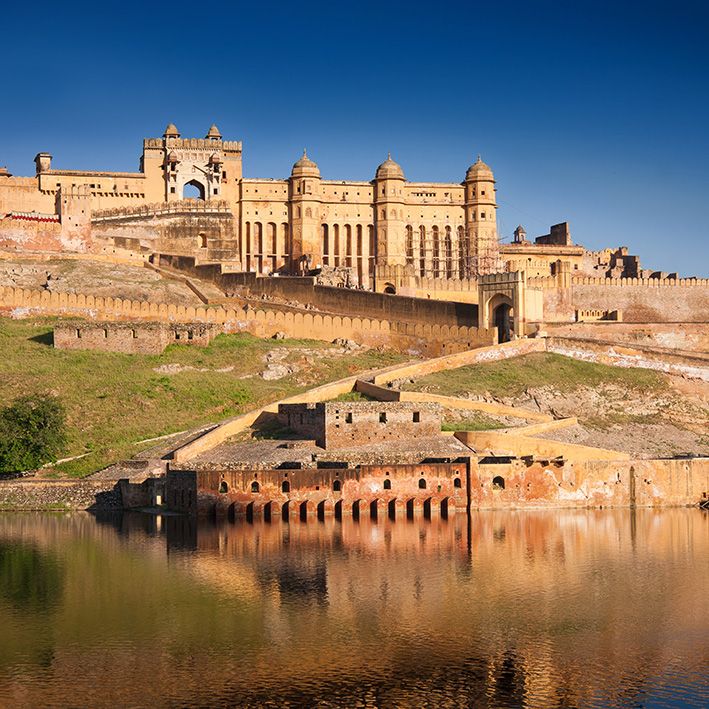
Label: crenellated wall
xmin=0 ymin=285 xmax=493 ymax=356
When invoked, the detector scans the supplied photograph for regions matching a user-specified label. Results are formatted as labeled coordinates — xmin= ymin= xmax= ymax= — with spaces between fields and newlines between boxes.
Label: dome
xmin=291 ymin=149 xmax=320 ymax=177
xmin=206 ymin=124 xmax=222 ymax=139
xmin=465 ymin=155 xmax=493 ymax=181
xmin=167 ymin=150 xmax=179 ymax=163
xmin=163 ymin=123 xmax=180 ymax=138
xmin=209 ymin=152 xmax=221 ymax=165
xmin=375 ymin=153 xmax=405 ymax=180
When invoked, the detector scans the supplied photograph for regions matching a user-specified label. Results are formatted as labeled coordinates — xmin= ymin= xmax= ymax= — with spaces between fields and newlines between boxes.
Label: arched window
xmin=251 ymin=481 xmax=260 ymax=493
xmin=281 ymin=480 xmax=290 ymax=493
xmin=419 ymin=226 xmax=426 ymax=276
xmin=454 ymin=477 xmax=462 ymax=488
xmin=383 ymin=479 xmax=392 ymax=490
xmin=418 ymin=478 xmax=427 ymax=489
xmin=492 ymin=475 xmax=505 ymax=490
xmin=405 ymin=225 xmax=414 ymax=265
xmin=219 ymin=481 xmax=229 ymax=494
xmin=333 ymin=479 xmax=342 ymax=492
xmin=445 ymin=226 xmax=453 ymax=279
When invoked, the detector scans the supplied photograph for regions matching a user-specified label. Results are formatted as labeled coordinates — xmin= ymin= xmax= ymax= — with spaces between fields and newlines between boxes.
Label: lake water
xmin=0 ymin=509 xmax=706 ymax=708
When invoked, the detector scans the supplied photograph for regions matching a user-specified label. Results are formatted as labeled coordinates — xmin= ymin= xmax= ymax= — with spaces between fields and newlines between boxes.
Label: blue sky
xmin=2 ymin=0 xmax=707 ymax=275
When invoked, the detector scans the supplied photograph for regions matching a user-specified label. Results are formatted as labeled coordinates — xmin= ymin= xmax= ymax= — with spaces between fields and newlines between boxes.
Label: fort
xmin=0 ymin=122 xmax=707 ymax=515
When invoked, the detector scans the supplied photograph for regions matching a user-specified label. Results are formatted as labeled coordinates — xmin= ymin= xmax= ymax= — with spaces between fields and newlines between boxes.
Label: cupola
xmin=375 ymin=153 xmax=405 ymax=180
xmin=465 ymin=155 xmax=493 ymax=181
xmin=163 ymin=123 xmax=180 ymax=138
xmin=206 ymin=124 xmax=222 ymax=140
xmin=291 ymin=149 xmax=320 ymax=178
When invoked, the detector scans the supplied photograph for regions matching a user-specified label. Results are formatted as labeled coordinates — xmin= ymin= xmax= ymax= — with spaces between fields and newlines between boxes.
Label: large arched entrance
xmin=488 ymin=294 xmax=514 ymax=343
xmin=183 ymin=179 xmax=205 ymax=200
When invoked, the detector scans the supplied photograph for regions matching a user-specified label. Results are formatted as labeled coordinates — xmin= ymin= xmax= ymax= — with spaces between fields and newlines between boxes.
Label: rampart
xmin=528 ymin=275 xmax=709 ymax=323
xmin=156 ymin=254 xmax=478 ymax=328
xmin=0 ymin=285 xmax=492 ymax=357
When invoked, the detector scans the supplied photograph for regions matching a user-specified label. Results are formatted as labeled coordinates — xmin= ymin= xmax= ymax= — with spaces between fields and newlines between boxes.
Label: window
xmin=333 ymin=479 xmax=342 ymax=492
xmin=418 ymin=478 xmax=427 ymax=489
xmin=281 ymin=480 xmax=290 ymax=493
xmin=219 ymin=481 xmax=229 ymax=494
xmin=251 ymin=481 xmax=260 ymax=493
xmin=170 ymin=187 xmax=176 ymax=194
xmin=454 ymin=477 xmax=462 ymax=488
xmin=481 ymin=212 xmax=486 ymax=219
xmin=492 ymin=475 xmax=505 ymax=490
xmin=383 ymin=479 xmax=392 ymax=490
xmin=379 ymin=412 xmax=387 ymax=424
xmin=345 ymin=412 xmax=353 ymax=424
xmin=213 ymin=188 xmax=218 ymax=195
xmin=413 ymin=412 xmax=420 ymax=423
xmin=76 ymin=328 xmax=81 ymax=338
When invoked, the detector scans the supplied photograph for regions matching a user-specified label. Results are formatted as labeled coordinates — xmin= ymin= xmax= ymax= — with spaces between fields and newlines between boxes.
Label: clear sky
xmin=2 ymin=0 xmax=707 ymax=275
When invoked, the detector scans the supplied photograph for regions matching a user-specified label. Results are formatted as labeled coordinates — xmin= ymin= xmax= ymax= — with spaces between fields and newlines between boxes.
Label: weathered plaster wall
xmin=0 ymin=479 xmax=121 ymax=510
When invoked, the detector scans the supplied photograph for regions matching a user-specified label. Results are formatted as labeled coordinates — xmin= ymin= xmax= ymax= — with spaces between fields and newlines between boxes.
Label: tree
xmin=0 ymin=395 xmax=66 ymax=474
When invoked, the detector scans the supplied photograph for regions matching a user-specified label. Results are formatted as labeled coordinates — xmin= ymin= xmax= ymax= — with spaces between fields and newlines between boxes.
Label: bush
xmin=0 ymin=395 xmax=66 ymax=474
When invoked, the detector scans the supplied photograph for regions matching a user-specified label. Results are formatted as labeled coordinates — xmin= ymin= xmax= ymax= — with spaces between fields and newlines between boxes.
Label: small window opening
xmin=383 ymin=479 xmax=392 ymax=490
xmin=418 ymin=478 xmax=427 ymax=489
xmin=251 ymin=481 xmax=260 ymax=493
xmin=345 ymin=412 xmax=353 ymax=424
xmin=333 ymin=479 xmax=342 ymax=492
xmin=413 ymin=412 xmax=420 ymax=423
xmin=219 ymin=481 xmax=229 ymax=494
xmin=281 ymin=480 xmax=290 ymax=493
xmin=454 ymin=477 xmax=462 ymax=488
xmin=379 ymin=412 xmax=387 ymax=424
xmin=492 ymin=475 xmax=505 ymax=490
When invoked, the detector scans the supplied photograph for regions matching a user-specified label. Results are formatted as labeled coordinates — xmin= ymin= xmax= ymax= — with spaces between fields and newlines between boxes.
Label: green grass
xmin=402 ymin=352 xmax=666 ymax=399
xmin=441 ymin=414 xmax=505 ymax=432
xmin=330 ymin=390 xmax=374 ymax=402
xmin=0 ymin=318 xmax=408 ymax=477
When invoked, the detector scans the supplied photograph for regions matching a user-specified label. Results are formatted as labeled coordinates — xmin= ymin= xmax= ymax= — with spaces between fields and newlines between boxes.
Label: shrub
xmin=0 ymin=395 xmax=66 ymax=474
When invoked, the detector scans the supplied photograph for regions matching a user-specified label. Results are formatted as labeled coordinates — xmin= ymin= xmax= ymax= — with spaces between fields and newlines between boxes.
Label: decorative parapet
xmin=4 ymin=211 xmax=60 ymax=223
xmin=143 ymin=138 xmax=242 ymax=152
xmin=571 ymin=276 xmax=709 ymax=287
xmin=91 ymin=199 xmax=233 ymax=222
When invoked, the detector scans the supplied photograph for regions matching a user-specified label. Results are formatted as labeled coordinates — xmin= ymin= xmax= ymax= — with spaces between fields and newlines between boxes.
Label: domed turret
xmin=375 ymin=153 xmax=405 ymax=180
xmin=465 ymin=155 xmax=493 ymax=181
xmin=163 ymin=123 xmax=180 ymax=138
xmin=291 ymin=149 xmax=320 ymax=178
xmin=206 ymin=124 xmax=222 ymax=140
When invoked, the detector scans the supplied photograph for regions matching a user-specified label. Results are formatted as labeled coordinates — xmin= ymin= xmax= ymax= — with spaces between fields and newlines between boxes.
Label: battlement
xmin=143 ymin=138 xmax=242 ymax=152
xmin=5 ymin=211 xmax=59 ymax=223
xmin=571 ymin=276 xmax=709 ymax=287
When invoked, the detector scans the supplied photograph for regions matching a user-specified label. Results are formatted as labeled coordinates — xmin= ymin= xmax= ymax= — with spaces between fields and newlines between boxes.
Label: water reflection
xmin=0 ymin=509 xmax=706 ymax=708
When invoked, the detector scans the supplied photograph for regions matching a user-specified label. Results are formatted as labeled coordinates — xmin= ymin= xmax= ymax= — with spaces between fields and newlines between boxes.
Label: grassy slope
xmin=402 ymin=352 xmax=665 ymax=399
xmin=0 ymin=318 xmax=408 ymax=477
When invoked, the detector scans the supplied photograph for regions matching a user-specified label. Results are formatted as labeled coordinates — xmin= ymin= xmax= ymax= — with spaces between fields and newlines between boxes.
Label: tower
xmin=288 ymin=150 xmax=322 ymax=272
xmin=373 ymin=154 xmax=406 ymax=267
xmin=464 ymin=156 xmax=502 ymax=276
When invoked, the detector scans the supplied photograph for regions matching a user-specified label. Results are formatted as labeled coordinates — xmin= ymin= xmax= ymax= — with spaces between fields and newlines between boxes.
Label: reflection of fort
xmin=0 ymin=510 xmax=706 ymax=707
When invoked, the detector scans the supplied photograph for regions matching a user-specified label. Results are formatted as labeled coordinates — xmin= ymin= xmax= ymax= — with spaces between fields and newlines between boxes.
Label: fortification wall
xmin=545 ymin=322 xmax=709 ymax=356
xmin=156 ymin=255 xmax=478 ymax=327
xmin=0 ymin=285 xmax=491 ymax=357
xmin=533 ymin=276 xmax=709 ymax=323
xmin=0 ymin=218 xmax=64 ymax=252
xmin=0 ymin=177 xmax=55 ymax=214
xmin=468 ymin=456 xmax=707 ymax=509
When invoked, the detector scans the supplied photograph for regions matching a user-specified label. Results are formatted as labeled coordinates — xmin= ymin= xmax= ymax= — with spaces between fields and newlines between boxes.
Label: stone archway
xmin=183 ymin=179 xmax=205 ymax=200
xmin=488 ymin=293 xmax=514 ymax=343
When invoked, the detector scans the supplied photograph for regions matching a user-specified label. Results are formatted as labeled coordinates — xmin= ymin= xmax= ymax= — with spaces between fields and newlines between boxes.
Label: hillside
xmin=399 ymin=352 xmax=709 ymax=458
xmin=0 ymin=318 xmax=409 ymax=477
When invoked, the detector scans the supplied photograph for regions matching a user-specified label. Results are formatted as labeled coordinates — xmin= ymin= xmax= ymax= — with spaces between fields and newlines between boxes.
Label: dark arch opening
xmin=299 ymin=501 xmax=310 ymax=521
xmin=493 ymin=302 xmax=513 ymax=343
xmin=418 ymin=478 xmax=427 ymax=489
xmin=334 ymin=499 xmax=343 ymax=520
xmin=492 ymin=475 xmax=506 ymax=490
xmin=219 ymin=481 xmax=229 ymax=494
xmin=333 ymin=479 xmax=342 ymax=492
xmin=383 ymin=479 xmax=392 ymax=490
xmin=251 ymin=481 xmax=260 ymax=493
xmin=281 ymin=500 xmax=290 ymax=521
xmin=406 ymin=499 xmax=415 ymax=520
xmin=183 ymin=179 xmax=205 ymax=200
xmin=246 ymin=501 xmax=254 ymax=523
xmin=388 ymin=499 xmax=397 ymax=519
xmin=281 ymin=480 xmax=290 ymax=493
xmin=383 ymin=283 xmax=396 ymax=294
xmin=454 ymin=477 xmax=462 ymax=488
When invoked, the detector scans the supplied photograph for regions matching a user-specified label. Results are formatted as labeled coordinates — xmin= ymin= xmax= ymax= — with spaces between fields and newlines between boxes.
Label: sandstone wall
xmin=0 ymin=479 xmax=121 ymax=510
xmin=0 ymin=285 xmax=492 ymax=357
